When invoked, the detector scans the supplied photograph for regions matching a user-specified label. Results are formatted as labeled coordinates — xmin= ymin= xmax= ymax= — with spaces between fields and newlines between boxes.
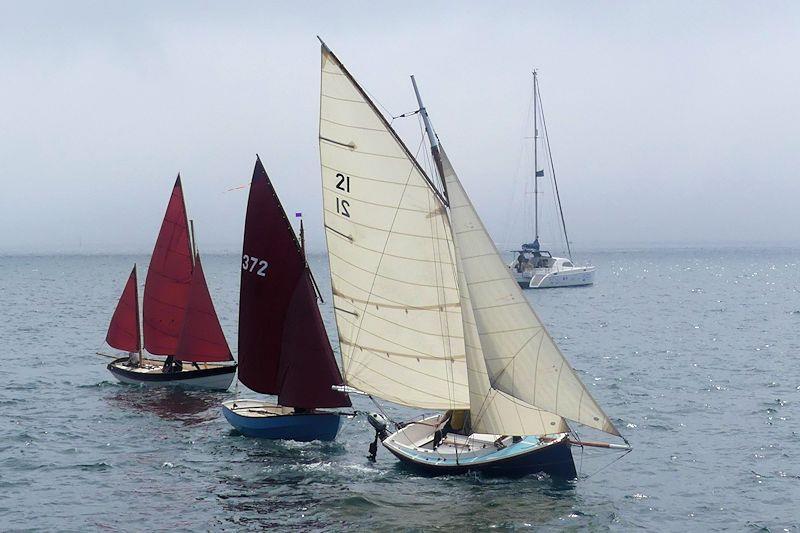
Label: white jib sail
xmin=440 ymin=148 xmax=619 ymax=436
xmin=455 ymin=246 xmax=569 ymax=436
xmin=318 ymin=44 xmax=469 ymax=410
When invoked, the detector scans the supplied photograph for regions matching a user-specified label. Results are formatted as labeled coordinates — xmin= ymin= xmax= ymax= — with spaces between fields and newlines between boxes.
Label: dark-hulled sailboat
xmin=104 ymin=176 xmax=237 ymax=390
xmin=221 ymin=157 xmax=351 ymax=441
xmin=317 ymin=41 xmax=630 ymax=477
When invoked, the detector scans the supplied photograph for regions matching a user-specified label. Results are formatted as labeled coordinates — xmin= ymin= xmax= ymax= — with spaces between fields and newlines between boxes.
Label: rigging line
xmin=420 ymin=121 xmax=462 ymax=414
xmin=425 ymin=165 xmax=458 ymax=414
xmin=537 ymin=82 xmax=572 ymax=260
xmin=367 ymin=394 xmax=397 ymax=426
xmin=390 ymin=109 xmax=420 ymax=123
xmin=582 ymin=448 xmax=632 ymax=480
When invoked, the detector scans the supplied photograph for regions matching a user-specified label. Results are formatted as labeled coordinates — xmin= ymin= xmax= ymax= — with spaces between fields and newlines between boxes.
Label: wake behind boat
xmin=507 ymin=71 xmax=595 ymax=289
xmin=221 ymin=157 xmax=351 ymax=442
xmin=318 ymin=41 xmax=629 ymax=477
xmin=103 ymin=176 xmax=237 ymax=390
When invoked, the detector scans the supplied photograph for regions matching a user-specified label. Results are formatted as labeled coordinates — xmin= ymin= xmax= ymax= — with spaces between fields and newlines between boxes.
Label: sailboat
xmin=508 ymin=71 xmax=596 ymax=289
xmin=318 ymin=40 xmax=629 ymax=476
xmin=104 ymin=176 xmax=237 ymax=390
xmin=220 ymin=157 xmax=351 ymax=441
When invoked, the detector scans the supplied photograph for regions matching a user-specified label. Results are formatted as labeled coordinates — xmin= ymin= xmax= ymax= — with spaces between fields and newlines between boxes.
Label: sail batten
xmin=319 ymin=44 xmax=468 ymax=410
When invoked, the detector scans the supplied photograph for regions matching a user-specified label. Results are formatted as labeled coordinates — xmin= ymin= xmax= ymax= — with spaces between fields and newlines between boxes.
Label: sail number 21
xmin=335 ymin=173 xmax=351 ymax=218
xmin=242 ymin=254 xmax=268 ymax=276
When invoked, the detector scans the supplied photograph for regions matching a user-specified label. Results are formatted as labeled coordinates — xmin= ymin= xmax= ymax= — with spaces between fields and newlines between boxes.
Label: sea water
xmin=1 ymin=248 xmax=798 ymax=531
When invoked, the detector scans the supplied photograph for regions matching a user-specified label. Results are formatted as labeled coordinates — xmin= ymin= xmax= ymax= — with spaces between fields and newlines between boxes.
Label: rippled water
xmin=1 ymin=248 xmax=799 ymax=531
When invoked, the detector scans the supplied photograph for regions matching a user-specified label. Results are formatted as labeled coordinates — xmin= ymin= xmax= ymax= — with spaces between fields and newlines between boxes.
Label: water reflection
xmin=106 ymin=386 xmax=223 ymax=425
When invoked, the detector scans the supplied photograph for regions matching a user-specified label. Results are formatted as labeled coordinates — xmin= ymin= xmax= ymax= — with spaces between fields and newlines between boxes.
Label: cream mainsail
xmin=438 ymin=145 xmax=619 ymax=436
xmin=318 ymin=44 xmax=469 ymax=410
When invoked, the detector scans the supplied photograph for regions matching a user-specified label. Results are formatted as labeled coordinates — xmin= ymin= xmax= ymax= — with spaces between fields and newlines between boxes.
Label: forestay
xmin=318 ymin=44 xmax=468 ymax=410
xmin=440 ymin=148 xmax=620 ymax=436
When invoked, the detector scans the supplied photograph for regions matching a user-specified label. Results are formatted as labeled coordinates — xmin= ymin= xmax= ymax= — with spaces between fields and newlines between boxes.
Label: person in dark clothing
xmin=162 ymin=356 xmax=183 ymax=373
xmin=516 ymin=252 xmax=527 ymax=273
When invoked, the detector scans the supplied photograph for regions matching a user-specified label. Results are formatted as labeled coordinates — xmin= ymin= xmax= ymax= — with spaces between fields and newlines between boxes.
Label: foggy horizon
xmin=2 ymin=2 xmax=799 ymax=255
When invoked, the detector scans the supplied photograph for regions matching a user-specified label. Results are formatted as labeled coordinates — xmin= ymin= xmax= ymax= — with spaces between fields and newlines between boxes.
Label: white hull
xmin=107 ymin=358 xmax=236 ymax=391
xmin=514 ymin=266 xmax=596 ymax=288
xmin=509 ymin=255 xmax=595 ymax=289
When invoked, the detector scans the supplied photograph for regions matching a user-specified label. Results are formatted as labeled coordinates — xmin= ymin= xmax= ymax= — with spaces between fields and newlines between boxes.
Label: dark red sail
xmin=143 ymin=176 xmax=194 ymax=355
xmin=238 ymin=157 xmax=350 ymax=407
xmin=106 ymin=265 xmax=141 ymax=352
xmin=174 ymin=255 xmax=232 ymax=362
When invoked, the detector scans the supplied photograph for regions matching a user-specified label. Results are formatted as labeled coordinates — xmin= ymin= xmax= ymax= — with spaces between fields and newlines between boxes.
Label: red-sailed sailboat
xmin=221 ymin=157 xmax=351 ymax=441
xmin=104 ymin=176 xmax=237 ymax=390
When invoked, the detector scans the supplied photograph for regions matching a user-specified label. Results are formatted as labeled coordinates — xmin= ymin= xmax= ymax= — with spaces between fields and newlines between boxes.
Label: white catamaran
xmin=508 ymin=71 xmax=595 ymax=289
xmin=318 ymin=40 xmax=629 ymax=477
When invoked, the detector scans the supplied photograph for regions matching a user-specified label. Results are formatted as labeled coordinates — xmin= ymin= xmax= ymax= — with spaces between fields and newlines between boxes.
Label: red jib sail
xmin=238 ymin=157 xmax=350 ymax=408
xmin=143 ymin=176 xmax=194 ymax=355
xmin=106 ymin=265 xmax=141 ymax=352
xmin=174 ymin=255 xmax=232 ymax=362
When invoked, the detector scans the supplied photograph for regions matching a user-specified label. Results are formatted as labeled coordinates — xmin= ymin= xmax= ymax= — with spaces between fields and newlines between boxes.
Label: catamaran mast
xmin=533 ymin=70 xmax=539 ymax=243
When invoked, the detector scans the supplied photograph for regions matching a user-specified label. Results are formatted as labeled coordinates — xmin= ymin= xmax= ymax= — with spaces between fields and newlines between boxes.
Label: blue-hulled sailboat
xmin=221 ymin=157 xmax=351 ymax=441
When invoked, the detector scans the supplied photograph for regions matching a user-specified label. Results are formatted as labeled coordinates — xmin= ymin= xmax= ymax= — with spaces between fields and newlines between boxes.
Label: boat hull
xmin=509 ymin=255 xmax=595 ymax=289
xmin=381 ymin=417 xmax=576 ymax=478
xmin=107 ymin=358 xmax=237 ymax=391
xmin=221 ymin=399 xmax=342 ymax=442
xmin=528 ymin=266 xmax=595 ymax=289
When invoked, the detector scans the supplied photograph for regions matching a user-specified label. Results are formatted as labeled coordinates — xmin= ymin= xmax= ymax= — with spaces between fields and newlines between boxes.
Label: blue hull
xmin=222 ymin=405 xmax=341 ymax=442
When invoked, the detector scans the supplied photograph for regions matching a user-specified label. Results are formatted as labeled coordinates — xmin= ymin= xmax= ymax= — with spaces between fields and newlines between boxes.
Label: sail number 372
xmin=242 ymin=254 xmax=268 ymax=276
xmin=335 ymin=173 xmax=351 ymax=218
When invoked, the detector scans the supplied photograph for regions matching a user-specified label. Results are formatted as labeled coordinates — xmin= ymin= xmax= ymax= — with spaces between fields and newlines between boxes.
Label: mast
xmin=297 ymin=213 xmax=324 ymax=303
xmin=411 ymin=76 xmax=447 ymax=200
xmin=533 ymin=70 xmax=539 ymax=243
xmin=189 ymin=219 xmax=198 ymax=266
xmin=135 ymin=264 xmax=143 ymax=366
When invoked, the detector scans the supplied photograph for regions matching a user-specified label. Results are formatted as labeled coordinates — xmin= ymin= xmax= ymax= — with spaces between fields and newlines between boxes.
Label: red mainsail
xmin=143 ymin=176 xmax=194 ymax=355
xmin=174 ymin=255 xmax=232 ymax=362
xmin=238 ymin=157 xmax=350 ymax=408
xmin=106 ymin=265 xmax=141 ymax=352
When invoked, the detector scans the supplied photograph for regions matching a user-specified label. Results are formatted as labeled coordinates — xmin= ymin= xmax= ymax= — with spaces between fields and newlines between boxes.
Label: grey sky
xmin=1 ymin=1 xmax=798 ymax=253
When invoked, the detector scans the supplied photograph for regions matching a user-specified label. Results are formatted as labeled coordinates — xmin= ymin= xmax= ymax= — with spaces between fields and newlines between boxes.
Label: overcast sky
xmin=1 ymin=1 xmax=798 ymax=254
